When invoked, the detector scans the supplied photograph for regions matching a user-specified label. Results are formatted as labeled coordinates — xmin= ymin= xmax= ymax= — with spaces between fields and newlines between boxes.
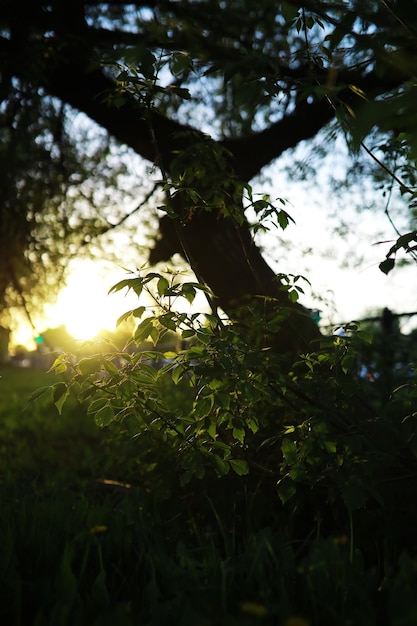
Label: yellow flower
xmin=240 ymin=601 xmax=268 ymax=617
xmin=283 ymin=616 xmax=310 ymax=626
xmin=89 ymin=525 xmax=108 ymax=535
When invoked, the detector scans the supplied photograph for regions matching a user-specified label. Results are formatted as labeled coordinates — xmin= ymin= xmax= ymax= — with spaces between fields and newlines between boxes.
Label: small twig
xmin=360 ymin=140 xmax=414 ymax=196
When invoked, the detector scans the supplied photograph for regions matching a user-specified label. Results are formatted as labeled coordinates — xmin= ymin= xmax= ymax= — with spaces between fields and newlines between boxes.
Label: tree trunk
xmin=150 ymin=210 xmax=321 ymax=355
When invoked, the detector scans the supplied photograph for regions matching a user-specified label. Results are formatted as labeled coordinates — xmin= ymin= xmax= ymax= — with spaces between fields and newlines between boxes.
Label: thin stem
xmin=360 ymin=141 xmax=414 ymax=195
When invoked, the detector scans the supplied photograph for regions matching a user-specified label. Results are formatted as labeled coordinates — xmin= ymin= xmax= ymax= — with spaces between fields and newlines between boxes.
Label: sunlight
xmin=44 ymin=260 xmax=139 ymax=341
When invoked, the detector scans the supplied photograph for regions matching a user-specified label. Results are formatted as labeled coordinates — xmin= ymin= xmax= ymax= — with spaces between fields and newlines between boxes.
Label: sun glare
xmin=44 ymin=261 xmax=139 ymax=342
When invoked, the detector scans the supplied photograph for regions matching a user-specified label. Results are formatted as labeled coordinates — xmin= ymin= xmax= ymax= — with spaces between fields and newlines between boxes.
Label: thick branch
xmin=0 ymin=33 xmax=337 ymax=183
xmin=222 ymin=98 xmax=335 ymax=181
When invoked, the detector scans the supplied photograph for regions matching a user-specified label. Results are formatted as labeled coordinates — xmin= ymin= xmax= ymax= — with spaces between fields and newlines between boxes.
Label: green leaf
xmin=229 ymin=459 xmax=249 ymax=476
xmin=356 ymin=330 xmax=373 ymax=344
xmin=181 ymin=283 xmax=197 ymax=304
xmin=171 ymin=363 xmax=187 ymax=385
xmin=168 ymin=85 xmax=192 ymax=100
xmin=149 ymin=325 xmax=160 ymax=345
xmin=159 ymin=313 xmax=177 ymax=331
xmin=194 ymin=395 xmax=214 ymax=418
xmin=28 ymin=386 xmax=51 ymax=403
xmin=280 ymin=2 xmax=300 ymax=24
xmin=78 ymin=386 xmax=98 ymax=402
xmin=108 ymin=278 xmax=135 ymax=294
xmin=157 ymin=276 xmax=170 ymax=296
xmin=196 ymin=329 xmax=211 ymax=345
xmin=212 ymin=454 xmax=230 ymax=476
xmin=78 ymin=356 xmax=102 ymax=376
xmin=277 ymin=475 xmax=297 ymax=504
xmin=169 ymin=52 xmax=193 ymax=76
xmin=232 ymin=427 xmax=245 ymax=443
xmin=253 ymin=199 xmax=269 ymax=213
xmin=379 ymin=258 xmax=395 ymax=274
xmin=283 ymin=425 xmax=295 ymax=434
xmin=132 ymin=306 xmax=146 ymax=319
xmin=103 ymin=360 xmax=120 ymax=376
xmin=116 ymin=310 xmax=133 ymax=326
xmin=140 ymin=48 xmax=156 ymax=79
xmin=277 ymin=209 xmax=294 ymax=230
xmin=94 ymin=404 xmax=115 ymax=428
xmin=281 ymin=438 xmax=298 ymax=464
xmin=116 ymin=306 xmax=146 ymax=327
xmin=131 ymin=361 xmax=158 ymax=382
xmin=53 ymin=382 xmax=69 ymax=415
xmin=180 ymin=469 xmax=194 ymax=486
xmin=88 ymin=398 xmax=109 ymax=414
xmin=50 ymin=354 xmax=68 ymax=374
xmin=182 ymin=328 xmax=196 ymax=339
xmin=208 ymin=420 xmax=217 ymax=439
xmin=288 ymin=289 xmax=299 ymax=303
xmin=110 ymin=277 xmax=144 ymax=297
xmin=208 ymin=378 xmax=225 ymax=390
xmin=134 ymin=317 xmax=155 ymax=343
xmin=247 ymin=418 xmax=259 ymax=434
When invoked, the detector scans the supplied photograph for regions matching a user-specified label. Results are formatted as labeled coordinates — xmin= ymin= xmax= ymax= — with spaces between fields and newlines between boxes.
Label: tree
xmin=1 ymin=0 xmax=417 ymax=351
xmin=0 ymin=78 xmax=147 ymax=334
xmin=18 ymin=7 xmax=417 ymax=606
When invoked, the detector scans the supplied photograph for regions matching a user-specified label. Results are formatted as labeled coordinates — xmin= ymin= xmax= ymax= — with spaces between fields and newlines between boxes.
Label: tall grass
xmin=2 ymin=364 xmax=417 ymax=625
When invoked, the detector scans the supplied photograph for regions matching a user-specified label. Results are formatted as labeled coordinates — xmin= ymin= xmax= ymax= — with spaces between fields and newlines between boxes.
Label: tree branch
xmin=221 ymin=98 xmax=335 ymax=181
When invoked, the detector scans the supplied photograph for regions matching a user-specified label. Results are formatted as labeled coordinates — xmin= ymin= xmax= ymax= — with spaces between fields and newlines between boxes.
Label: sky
xmin=256 ymin=149 xmax=417 ymax=333
xmin=260 ymin=188 xmax=417 ymax=328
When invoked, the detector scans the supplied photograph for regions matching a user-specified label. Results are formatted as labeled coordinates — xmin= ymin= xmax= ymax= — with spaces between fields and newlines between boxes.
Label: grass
xmin=1 ymin=364 xmax=417 ymax=625
xmin=1 ymin=365 xmax=110 ymax=485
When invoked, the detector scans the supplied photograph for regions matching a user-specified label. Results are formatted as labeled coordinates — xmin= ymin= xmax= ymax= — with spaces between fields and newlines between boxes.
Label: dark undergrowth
xmin=2 ymin=361 xmax=417 ymax=626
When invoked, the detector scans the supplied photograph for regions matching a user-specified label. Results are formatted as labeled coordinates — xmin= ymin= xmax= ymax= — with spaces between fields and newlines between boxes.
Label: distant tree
xmin=1 ymin=0 xmax=417 ymax=352
xmin=0 ymin=83 xmax=147 ymax=334
xmin=39 ymin=325 xmax=77 ymax=352
xmin=0 ymin=325 xmax=10 ymax=363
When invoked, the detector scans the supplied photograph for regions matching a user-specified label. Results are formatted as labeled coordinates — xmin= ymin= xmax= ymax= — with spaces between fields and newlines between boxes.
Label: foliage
xmin=379 ymin=229 xmax=417 ymax=275
xmin=4 ymin=3 xmax=417 ymax=624
xmin=2 ymin=0 xmax=417 ymax=337
xmin=4 ymin=309 xmax=417 ymax=625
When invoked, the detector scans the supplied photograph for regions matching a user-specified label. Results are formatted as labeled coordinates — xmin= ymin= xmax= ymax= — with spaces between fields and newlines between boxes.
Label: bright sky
xmin=256 ymin=153 xmax=417 ymax=334
xmin=260 ymin=197 xmax=417 ymax=333
xmin=13 ymin=260 xmax=140 ymax=348
xmin=44 ymin=261 xmax=139 ymax=339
